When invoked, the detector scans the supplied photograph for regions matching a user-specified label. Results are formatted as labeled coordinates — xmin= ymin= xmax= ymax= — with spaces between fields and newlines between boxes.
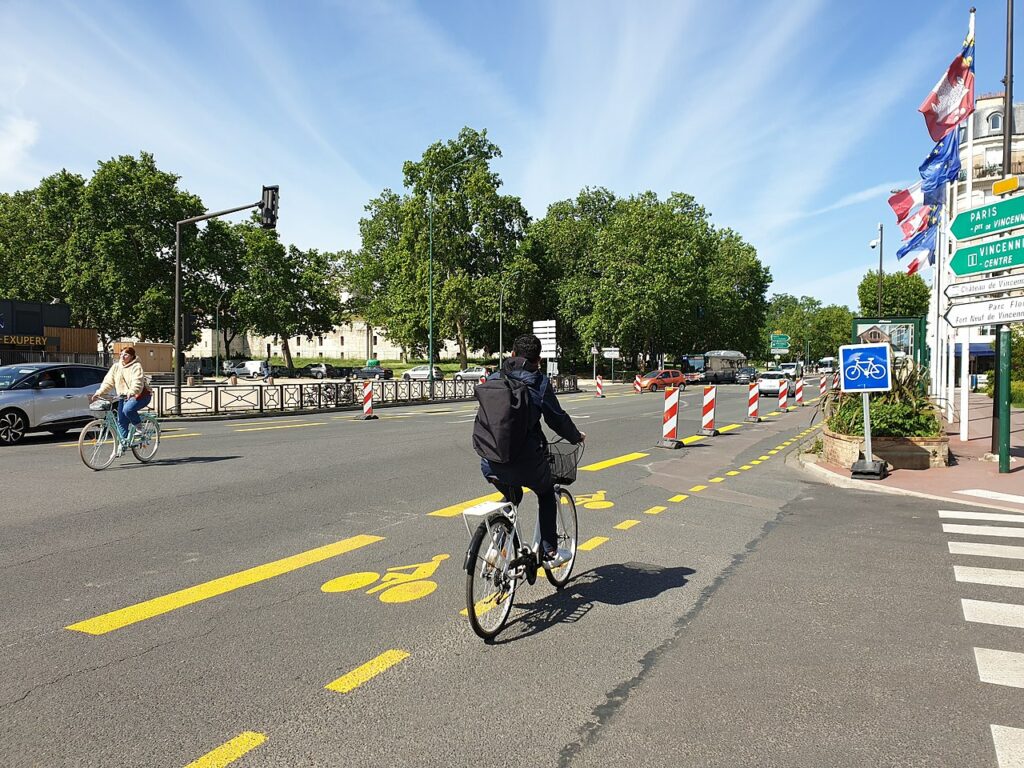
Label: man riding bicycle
xmin=478 ymin=334 xmax=585 ymax=567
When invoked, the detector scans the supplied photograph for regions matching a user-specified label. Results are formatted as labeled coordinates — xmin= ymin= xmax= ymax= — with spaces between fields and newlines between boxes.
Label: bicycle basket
xmin=546 ymin=440 xmax=583 ymax=485
xmin=89 ymin=399 xmax=113 ymax=411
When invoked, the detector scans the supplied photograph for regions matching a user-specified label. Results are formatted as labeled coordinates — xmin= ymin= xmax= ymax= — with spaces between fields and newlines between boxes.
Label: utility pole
xmin=876 ymin=222 xmax=884 ymax=315
xmin=993 ymin=0 xmax=1013 ymax=460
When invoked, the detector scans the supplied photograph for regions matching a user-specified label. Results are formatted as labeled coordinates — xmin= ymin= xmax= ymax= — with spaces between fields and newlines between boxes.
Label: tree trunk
xmin=455 ymin=318 xmax=468 ymax=368
xmin=281 ymin=337 xmax=294 ymax=370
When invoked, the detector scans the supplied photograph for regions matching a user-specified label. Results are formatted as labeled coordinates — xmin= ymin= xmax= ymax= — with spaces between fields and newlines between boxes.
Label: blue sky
xmin=0 ymin=0 xmax=1017 ymax=309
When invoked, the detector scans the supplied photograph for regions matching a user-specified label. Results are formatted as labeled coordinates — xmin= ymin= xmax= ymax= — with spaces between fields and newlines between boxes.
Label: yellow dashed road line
xmin=615 ymin=520 xmax=641 ymax=530
xmin=669 ymin=494 xmax=688 ymax=502
xmin=689 ymin=485 xmax=707 ymax=493
xmin=726 ymin=470 xmax=740 ymax=476
xmin=709 ymin=477 xmax=725 ymax=483
xmin=325 ymin=649 xmax=410 ymax=694
xmin=580 ymin=452 xmax=649 ymax=471
xmin=578 ymin=536 xmax=610 ymax=551
xmin=643 ymin=506 xmax=667 ymax=515
xmin=185 ymin=732 xmax=267 ymax=767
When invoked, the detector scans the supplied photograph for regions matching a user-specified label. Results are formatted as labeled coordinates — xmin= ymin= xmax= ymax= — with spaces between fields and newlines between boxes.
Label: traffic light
xmin=261 ymin=185 xmax=279 ymax=229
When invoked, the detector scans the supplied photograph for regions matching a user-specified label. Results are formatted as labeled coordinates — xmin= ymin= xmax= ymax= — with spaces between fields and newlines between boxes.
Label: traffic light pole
xmin=173 ymin=199 xmax=270 ymax=415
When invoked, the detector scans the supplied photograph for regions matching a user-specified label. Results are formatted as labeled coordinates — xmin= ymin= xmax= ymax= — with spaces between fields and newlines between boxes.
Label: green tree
xmin=810 ymin=304 xmax=855 ymax=360
xmin=857 ymin=271 xmax=930 ymax=317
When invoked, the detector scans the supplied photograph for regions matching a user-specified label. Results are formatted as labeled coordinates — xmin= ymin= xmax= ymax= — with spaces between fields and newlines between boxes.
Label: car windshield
xmin=0 ymin=368 xmax=37 ymax=391
xmin=762 ymin=373 xmax=784 ymax=379
xmin=642 ymin=371 xmax=660 ymax=379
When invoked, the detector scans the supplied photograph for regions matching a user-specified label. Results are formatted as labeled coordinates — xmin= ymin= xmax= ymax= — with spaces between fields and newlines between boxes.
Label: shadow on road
xmin=494 ymin=561 xmax=695 ymax=644
xmin=120 ymin=455 xmax=243 ymax=468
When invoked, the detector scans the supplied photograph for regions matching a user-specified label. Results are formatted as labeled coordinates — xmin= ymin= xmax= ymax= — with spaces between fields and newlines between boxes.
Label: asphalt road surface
xmin=1 ymin=383 xmax=1018 ymax=766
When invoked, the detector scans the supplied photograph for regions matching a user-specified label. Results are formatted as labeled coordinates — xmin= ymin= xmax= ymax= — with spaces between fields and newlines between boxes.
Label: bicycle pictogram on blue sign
xmin=838 ymin=343 xmax=892 ymax=393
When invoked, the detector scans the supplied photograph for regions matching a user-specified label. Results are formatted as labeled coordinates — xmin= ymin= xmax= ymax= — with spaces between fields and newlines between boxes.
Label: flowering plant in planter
xmin=819 ymin=361 xmax=941 ymax=438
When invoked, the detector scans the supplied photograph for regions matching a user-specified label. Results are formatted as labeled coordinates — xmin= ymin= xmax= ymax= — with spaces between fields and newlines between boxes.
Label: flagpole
xmin=992 ymin=0 xmax=1011 ymax=454
xmin=960 ymin=100 xmax=975 ymax=442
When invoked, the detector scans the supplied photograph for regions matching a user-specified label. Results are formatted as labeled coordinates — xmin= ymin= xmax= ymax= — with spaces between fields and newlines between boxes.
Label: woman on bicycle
xmin=478 ymin=334 xmax=585 ymax=566
xmin=89 ymin=346 xmax=152 ymax=449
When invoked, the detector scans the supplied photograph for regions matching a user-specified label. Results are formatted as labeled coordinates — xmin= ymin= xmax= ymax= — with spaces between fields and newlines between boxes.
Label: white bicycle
xmin=844 ymin=358 xmax=885 ymax=381
xmin=462 ymin=439 xmax=582 ymax=641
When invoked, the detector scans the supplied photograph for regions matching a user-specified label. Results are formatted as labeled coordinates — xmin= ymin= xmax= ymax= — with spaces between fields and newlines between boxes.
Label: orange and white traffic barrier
xmin=699 ymin=385 xmax=719 ymax=436
xmin=656 ymin=386 xmax=683 ymax=449
xmin=595 ymin=375 xmax=605 ymax=398
xmin=360 ymin=380 xmax=378 ymax=420
xmin=832 ymin=372 xmax=840 ymax=390
xmin=634 ymin=374 xmax=642 ymax=394
xmin=795 ymin=378 xmax=805 ymax=407
xmin=746 ymin=382 xmax=761 ymax=422
xmin=819 ymin=375 xmax=827 ymax=392
xmin=778 ymin=379 xmax=789 ymax=411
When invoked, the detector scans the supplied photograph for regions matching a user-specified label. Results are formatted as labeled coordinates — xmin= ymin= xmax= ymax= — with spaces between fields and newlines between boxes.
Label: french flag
xmin=918 ymin=18 xmax=975 ymax=142
xmin=899 ymin=205 xmax=933 ymax=240
xmin=905 ymin=255 xmax=926 ymax=276
xmin=888 ymin=183 xmax=924 ymax=223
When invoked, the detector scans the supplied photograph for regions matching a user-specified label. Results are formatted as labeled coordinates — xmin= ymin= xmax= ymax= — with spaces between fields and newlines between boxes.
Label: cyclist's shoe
xmin=542 ymin=547 xmax=572 ymax=568
xmin=114 ymin=440 xmax=125 ymax=458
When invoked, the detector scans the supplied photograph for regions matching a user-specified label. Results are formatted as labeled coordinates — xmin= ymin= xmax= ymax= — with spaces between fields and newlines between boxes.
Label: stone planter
xmin=822 ymin=426 xmax=949 ymax=470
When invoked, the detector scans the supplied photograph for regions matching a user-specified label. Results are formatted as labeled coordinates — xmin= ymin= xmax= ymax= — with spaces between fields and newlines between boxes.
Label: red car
xmin=638 ymin=369 xmax=688 ymax=392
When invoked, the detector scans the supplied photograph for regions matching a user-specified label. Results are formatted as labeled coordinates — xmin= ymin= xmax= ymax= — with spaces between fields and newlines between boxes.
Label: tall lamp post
xmin=869 ymin=222 xmax=884 ymax=315
xmin=427 ymin=153 xmax=479 ymax=399
xmin=215 ymin=287 xmax=228 ymax=380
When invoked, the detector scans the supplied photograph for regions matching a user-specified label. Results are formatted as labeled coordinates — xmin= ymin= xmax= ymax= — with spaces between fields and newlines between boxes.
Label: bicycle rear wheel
xmin=465 ymin=518 xmax=516 ymax=640
xmin=545 ymin=488 xmax=578 ymax=588
xmin=79 ymin=418 xmax=116 ymax=471
xmin=131 ymin=417 xmax=160 ymax=462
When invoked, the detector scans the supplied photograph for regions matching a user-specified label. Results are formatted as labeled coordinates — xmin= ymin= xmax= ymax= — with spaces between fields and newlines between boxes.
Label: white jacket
xmin=96 ymin=359 xmax=148 ymax=399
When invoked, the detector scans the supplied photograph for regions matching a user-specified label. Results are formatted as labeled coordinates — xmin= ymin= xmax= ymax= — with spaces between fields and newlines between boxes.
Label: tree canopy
xmin=857 ymin=271 xmax=931 ymax=317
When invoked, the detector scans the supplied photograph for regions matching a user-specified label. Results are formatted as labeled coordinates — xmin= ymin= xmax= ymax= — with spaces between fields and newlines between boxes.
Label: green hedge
xmin=827 ymin=397 xmax=941 ymax=438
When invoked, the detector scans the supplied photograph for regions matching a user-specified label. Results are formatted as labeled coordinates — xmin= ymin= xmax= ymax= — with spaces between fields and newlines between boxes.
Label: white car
xmin=454 ymin=366 xmax=490 ymax=381
xmin=756 ymin=371 xmax=789 ymax=396
xmin=225 ymin=360 xmax=268 ymax=379
xmin=402 ymin=365 xmax=443 ymax=381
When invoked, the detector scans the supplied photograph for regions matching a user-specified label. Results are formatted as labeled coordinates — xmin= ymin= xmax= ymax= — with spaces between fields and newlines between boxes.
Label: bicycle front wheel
xmin=465 ymin=518 xmax=516 ymax=640
xmin=131 ymin=417 xmax=161 ymax=463
xmin=545 ymin=488 xmax=578 ymax=588
xmin=79 ymin=419 xmax=116 ymax=471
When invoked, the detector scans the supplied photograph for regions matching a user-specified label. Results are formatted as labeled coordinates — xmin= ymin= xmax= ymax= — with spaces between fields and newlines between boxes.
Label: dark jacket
xmin=495 ymin=356 xmax=583 ymax=452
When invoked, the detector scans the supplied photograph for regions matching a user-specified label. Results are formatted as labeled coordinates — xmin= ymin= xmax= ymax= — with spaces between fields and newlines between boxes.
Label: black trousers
xmin=480 ymin=448 xmax=558 ymax=552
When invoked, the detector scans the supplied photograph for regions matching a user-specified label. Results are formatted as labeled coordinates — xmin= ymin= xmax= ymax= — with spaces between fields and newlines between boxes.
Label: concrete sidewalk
xmin=799 ymin=390 xmax=1024 ymax=513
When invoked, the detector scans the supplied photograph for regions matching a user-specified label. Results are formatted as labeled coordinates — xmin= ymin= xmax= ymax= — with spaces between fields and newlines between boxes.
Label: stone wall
xmin=823 ymin=427 xmax=949 ymax=470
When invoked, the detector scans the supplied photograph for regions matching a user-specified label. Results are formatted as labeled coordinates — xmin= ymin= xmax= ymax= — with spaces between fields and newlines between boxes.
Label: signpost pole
xmin=960 ymin=326 xmax=970 ymax=442
xmin=998 ymin=325 xmax=1012 ymax=473
xmin=862 ymin=392 xmax=873 ymax=469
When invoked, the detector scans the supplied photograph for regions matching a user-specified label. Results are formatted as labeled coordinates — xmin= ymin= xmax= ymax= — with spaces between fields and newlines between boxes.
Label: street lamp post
xmin=426 ymin=153 xmax=479 ymax=399
xmin=869 ymin=222 xmax=884 ymax=315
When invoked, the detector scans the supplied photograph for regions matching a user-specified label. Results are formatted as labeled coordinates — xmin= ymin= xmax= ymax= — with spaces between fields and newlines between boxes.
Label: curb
xmin=790 ymin=451 xmax=1024 ymax=514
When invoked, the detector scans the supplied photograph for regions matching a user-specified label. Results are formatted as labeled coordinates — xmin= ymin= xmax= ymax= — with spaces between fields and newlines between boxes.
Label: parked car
xmin=735 ymin=366 xmax=758 ymax=385
xmin=297 ymin=363 xmax=328 ymax=379
xmin=224 ymin=360 xmax=268 ymax=379
xmin=779 ymin=362 xmax=803 ymax=380
xmin=0 ymin=363 xmax=110 ymax=445
xmin=352 ymin=365 xmax=393 ymax=380
xmin=638 ymin=369 xmax=688 ymax=392
xmin=756 ymin=371 xmax=789 ymax=396
xmin=403 ymin=365 xmax=444 ymax=381
xmin=325 ymin=364 xmax=355 ymax=379
xmin=454 ymin=366 xmax=490 ymax=381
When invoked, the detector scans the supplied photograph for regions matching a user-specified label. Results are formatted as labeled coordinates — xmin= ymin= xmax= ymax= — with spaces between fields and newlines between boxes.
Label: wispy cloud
xmin=799 ymin=181 xmax=905 ymax=218
xmin=0 ymin=115 xmax=37 ymax=185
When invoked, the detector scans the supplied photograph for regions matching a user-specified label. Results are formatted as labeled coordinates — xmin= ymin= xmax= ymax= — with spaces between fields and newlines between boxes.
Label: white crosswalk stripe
xmin=941 ymin=510 xmax=1024 ymax=524
xmin=943 ymin=524 xmax=1024 ymax=539
xmin=949 ymin=541 xmax=1024 ymax=560
xmin=963 ymin=599 xmax=1024 ymax=629
xmin=992 ymin=725 xmax=1024 ymax=767
xmin=975 ymin=649 xmax=1024 ymax=690
xmin=956 ymin=566 xmax=1024 ymax=589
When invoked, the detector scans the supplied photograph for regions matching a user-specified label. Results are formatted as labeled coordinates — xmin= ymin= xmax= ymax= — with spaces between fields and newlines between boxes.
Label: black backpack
xmin=472 ymin=372 xmax=532 ymax=463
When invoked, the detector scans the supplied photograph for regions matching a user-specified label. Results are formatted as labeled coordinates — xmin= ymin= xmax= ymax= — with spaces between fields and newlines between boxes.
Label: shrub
xmin=821 ymin=360 xmax=942 ymax=438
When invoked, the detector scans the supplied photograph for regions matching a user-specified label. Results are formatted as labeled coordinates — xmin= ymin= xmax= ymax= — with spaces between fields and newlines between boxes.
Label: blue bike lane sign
xmin=838 ymin=343 xmax=892 ymax=393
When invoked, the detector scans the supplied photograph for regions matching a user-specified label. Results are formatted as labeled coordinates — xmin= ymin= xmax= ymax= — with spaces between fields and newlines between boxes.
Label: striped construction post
xmin=656 ymin=387 xmax=683 ymax=449
xmin=634 ymin=374 xmax=642 ymax=394
xmin=699 ymin=385 xmax=719 ymax=436
xmin=478 ymin=375 xmax=487 ymax=385
xmin=819 ymin=375 xmax=827 ymax=393
xmin=778 ymin=379 xmax=789 ymax=412
xmin=359 ymin=380 xmax=378 ymax=420
xmin=745 ymin=382 xmax=761 ymax=422
xmin=595 ymin=375 xmax=605 ymax=398
xmin=795 ymin=378 xmax=805 ymax=407
xmin=832 ymin=372 xmax=840 ymax=391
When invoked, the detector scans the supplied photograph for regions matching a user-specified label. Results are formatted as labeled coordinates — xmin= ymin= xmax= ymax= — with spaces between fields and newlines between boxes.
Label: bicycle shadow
xmin=491 ymin=561 xmax=695 ymax=644
xmin=119 ymin=455 xmax=243 ymax=468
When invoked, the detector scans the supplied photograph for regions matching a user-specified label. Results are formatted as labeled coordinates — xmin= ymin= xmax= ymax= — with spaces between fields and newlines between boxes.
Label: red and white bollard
xmin=746 ymin=382 xmax=761 ymax=422
xmin=595 ymin=375 xmax=605 ymax=398
xmin=795 ymin=378 xmax=805 ymax=407
xmin=832 ymin=372 xmax=840 ymax=391
xmin=657 ymin=386 xmax=683 ymax=449
xmin=359 ymin=380 xmax=378 ymax=420
xmin=778 ymin=379 xmax=789 ymax=412
xmin=699 ymin=385 xmax=719 ymax=436
xmin=634 ymin=374 xmax=642 ymax=394
xmin=478 ymin=375 xmax=487 ymax=385
xmin=819 ymin=375 xmax=827 ymax=393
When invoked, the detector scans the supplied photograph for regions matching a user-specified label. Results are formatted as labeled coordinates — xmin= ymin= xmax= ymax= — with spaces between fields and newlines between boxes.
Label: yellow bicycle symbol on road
xmin=321 ymin=554 xmax=449 ymax=603
xmin=575 ymin=490 xmax=614 ymax=510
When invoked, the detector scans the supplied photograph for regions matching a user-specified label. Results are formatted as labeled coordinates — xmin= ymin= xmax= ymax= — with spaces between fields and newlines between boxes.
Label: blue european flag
xmin=896 ymin=224 xmax=937 ymax=261
xmin=919 ymin=130 xmax=961 ymax=193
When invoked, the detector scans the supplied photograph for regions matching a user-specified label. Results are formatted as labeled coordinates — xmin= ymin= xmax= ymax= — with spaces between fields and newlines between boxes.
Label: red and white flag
xmin=899 ymin=205 xmax=933 ymax=240
xmin=888 ymin=183 xmax=923 ymax=223
xmin=918 ymin=17 xmax=975 ymax=142
xmin=905 ymin=254 xmax=927 ymax=276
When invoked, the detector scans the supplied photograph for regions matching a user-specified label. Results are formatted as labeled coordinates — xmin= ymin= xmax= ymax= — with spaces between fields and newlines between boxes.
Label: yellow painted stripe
xmin=726 ymin=470 xmax=741 ymax=476
xmin=233 ymin=422 xmax=325 ymax=432
xmin=689 ymin=485 xmax=707 ymax=493
xmin=681 ymin=435 xmax=705 ymax=445
xmin=750 ymin=460 xmax=762 ymax=465
xmin=185 ymin=731 xmax=266 ymax=767
xmin=709 ymin=477 xmax=725 ymax=483
xmin=615 ymin=519 xmax=641 ymax=530
xmin=578 ymin=536 xmax=609 ymax=551
xmin=429 ymin=491 xmax=505 ymax=518
xmin=718 ymin=423 xmax=742 ymax=433
xmin=757 ymin=455 xmax=770 ymax=460
xmin=767 ymin=449 xmax=779 ymax=455
xmin=668 ymin=494 xmax=689 ymax=502
xmin=740 ymin=465 xmax=752 ymax=470
xmin=580 ymin=452 xmax=649 ymax=472
xmin=643 ymin=506 xmax=667 ymax=515
xmin=459 ymin=592 xmax=500 ymax=617
xmin=325 ymin=649 xmax=409 ymax=694
xmin=767 ymin=411 xmax=781 ymax=416
xmin=66 ymin=534 xmax=383 ymax=635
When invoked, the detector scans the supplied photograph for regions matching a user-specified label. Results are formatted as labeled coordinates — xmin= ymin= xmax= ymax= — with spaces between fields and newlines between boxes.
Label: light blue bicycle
xmin=78 ymin=397 xmax=161 ymax=471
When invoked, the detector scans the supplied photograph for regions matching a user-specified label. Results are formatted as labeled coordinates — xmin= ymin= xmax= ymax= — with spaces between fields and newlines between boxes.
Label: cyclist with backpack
xmin=473 ymin=334 xmax=585 ymax=566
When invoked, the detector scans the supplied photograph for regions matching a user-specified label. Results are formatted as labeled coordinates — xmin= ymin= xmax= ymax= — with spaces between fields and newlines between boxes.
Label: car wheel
xmin=403 ymin=373 xmax=411 ymax=381
xmin=375 ymin=374 xmax=381 ymax=380
xmin=649 ymin=384 xmax=658 ymax=392
xmin=0 ymin=409 xmax=28 ymax=445
xmin=316 ymin=372 xmax=324 ymax=380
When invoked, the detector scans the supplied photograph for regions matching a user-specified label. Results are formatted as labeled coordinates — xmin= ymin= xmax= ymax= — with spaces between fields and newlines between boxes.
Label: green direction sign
xmin=950 ymin=233 xmax=1024 ymax=276
xmin=770 ymin=334 xmax=790 ymax=344
xmin=950 ymin=195 xmax=1024 ymax=241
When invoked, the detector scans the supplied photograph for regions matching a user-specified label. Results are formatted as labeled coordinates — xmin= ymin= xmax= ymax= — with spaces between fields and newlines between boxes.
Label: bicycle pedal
xmin=525 ymin=564 xmax=537 ymax=586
